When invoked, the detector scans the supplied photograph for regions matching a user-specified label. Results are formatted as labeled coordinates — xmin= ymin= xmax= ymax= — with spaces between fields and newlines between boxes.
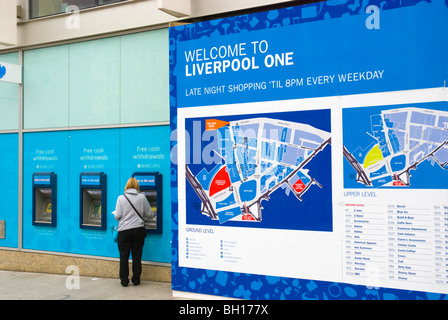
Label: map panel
xmin=185 ymin=109 xmax=333 ymax=231
xmin=343 ymin=103 xmax=448 ymax=189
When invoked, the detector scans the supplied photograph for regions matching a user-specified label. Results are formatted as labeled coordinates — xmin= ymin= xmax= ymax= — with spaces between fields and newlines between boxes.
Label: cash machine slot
xmin=132 ymin=172 xmax=162 ymax=234
xmin=80 ymin=172 xmax=107 ymax=230
xmin=32 ymin=172 xmax=57 ymax=227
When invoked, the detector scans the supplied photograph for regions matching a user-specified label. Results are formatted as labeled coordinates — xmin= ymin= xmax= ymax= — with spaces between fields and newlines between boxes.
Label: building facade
xmin=0 ymin=0 xmax=300 ymax=282
xmin=1 ymin=0 xmax=447 ymax=300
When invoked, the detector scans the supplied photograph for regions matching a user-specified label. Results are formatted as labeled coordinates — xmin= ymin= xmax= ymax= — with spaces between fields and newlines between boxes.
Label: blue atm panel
xmin=32 ymin=172 xmax=57 ymax=227
xmin=80 ymin=172 xmax=107 ymax=230
xmin=132 ymin=172 xmax=162 ymax=234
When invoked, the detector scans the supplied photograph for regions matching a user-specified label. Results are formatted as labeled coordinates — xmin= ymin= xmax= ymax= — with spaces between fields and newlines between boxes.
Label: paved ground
xmin=0 ymin=270 xmax=186 ymax=300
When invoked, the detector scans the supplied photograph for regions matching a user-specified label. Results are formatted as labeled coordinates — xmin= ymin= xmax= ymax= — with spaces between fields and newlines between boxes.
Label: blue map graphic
xmin=185 ymin=109 xmax=333 ymax=232
xmin=343 ymin=102 xmax=448 ymax=189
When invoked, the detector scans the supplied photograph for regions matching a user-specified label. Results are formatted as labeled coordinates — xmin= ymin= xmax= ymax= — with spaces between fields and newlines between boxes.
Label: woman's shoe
xmin=121 ymin=280 xmax=129 ymax=287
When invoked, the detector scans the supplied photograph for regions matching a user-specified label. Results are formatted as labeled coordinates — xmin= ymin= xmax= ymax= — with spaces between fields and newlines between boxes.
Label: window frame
xmin=29 ymin=0 xmax=127 ymax=19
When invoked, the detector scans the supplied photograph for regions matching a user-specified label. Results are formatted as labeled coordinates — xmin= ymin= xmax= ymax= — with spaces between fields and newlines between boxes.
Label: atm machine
xmin=79 ymin=172 xmax=107 ymax=230
xmin=32 ymin=172 xmax=57 ymax=227
xmin=132 ymin=172 xmax=162 ymax=234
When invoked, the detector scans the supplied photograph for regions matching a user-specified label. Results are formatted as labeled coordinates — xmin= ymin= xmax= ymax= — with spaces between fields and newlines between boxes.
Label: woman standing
xmin=114 ymin=177 xmax=152 ymax=287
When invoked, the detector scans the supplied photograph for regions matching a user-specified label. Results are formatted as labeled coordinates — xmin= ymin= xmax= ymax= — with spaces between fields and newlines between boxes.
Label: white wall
xmin=0 ymin=0 xmax=18 ymax=46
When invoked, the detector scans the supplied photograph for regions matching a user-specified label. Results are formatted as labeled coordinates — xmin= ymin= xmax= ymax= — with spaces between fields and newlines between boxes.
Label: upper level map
xmin=344 ymin=106 xmax=448 ymax=188
xmin=186 ymin=117 xmax=331 ymax=224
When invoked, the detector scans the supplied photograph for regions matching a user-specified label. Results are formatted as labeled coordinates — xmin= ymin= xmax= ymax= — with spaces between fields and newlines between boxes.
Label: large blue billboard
xmin=170 ymin=1 xmax=448 ymax=299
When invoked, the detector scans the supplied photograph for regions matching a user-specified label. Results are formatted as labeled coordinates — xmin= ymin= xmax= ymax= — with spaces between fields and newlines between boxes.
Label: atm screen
xmin=93 ymin=204 xmax=101 ymax=217
xmin=45 ymin=202 xmax=52 ymax=215
xmin=89 ymin=202 xmax=102 ymax=221
xmin=82 ymin=189 xmax=103 ymax=227
xmin=142 ymin=191 xmax=158 ymax=210
xmin=141 ymin=191 xmax=157 ymax=230
xmin=37 ymin=199 xmax=52 ymax=222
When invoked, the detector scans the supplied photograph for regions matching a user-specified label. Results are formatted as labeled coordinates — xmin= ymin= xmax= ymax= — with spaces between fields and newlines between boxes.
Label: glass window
xmin=120 ymin=29 xmax=170 ymax=124
xmin=23 ymin=29 xmax=169 ymax=129
xmin=29 ymin=0 xmax=126 ymax=19
xmin=97 ymin=0 xmax=124 ymax=5
xmin=0 ymin=52 xmax=19 ymax=131
xmin=69 ymin=37 xmax=120 ymax=126
xmin=23 ymin=45 xmax=69 ymax=129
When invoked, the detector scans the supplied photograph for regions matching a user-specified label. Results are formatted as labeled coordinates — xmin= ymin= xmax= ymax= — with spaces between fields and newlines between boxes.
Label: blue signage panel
xmin=23 ymin=131 xmax=69 ymax=252
xmin=120 ymin=126 xmax=172 ymax=263
xmin=170 ymin=1 xmax=448 ymax=300
xmin=68 ymin=129 xmax=119 ymax=257
xmin=135 ymin=175 xmax=156 ymax=187
xmin=172 ymin=1 xmax=448 ymax=108
xmin=33 ymin=175 xmax=52 ymax=185
xmin=80 ymin=175 xmax=101 ymax=186
xmin=68 ymin=127 xmax=171 ymax=259
xmin=21 ymin=127 xmax=172 ymax=262
xmin=0 ymin=133 xmax=18 ymax=248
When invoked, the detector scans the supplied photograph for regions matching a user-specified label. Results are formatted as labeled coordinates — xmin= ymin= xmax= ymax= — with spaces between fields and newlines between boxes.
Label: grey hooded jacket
xmin=114 ymin=188 xmax=153 ymax=232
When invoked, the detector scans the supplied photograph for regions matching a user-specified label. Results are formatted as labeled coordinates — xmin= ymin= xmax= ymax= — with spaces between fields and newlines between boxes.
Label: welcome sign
xmin=170 ymin=0 xmax=448 ymax=300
